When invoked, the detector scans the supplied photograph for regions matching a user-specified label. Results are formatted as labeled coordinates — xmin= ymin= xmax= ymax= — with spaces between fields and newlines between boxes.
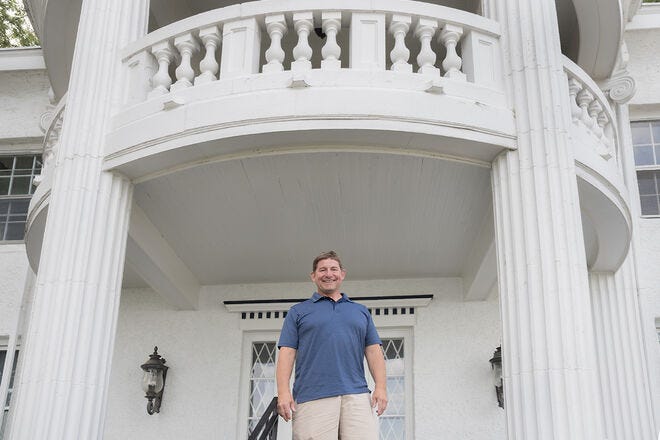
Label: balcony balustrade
xmin=563 ymin=56 xmax=619 ymax=164
xmin=121 ymin=0 xmax=503 ymax=106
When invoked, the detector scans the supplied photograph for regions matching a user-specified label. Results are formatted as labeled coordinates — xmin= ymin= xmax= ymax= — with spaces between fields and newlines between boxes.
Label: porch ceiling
xmin=128 ymin=151 xmax=493 ymax=286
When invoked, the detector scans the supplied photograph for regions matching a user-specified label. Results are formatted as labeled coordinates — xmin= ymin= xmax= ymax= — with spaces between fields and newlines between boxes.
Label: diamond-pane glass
xmin=380 ymin=338 xmax=405 ymax=440
xmin=248 ymin=342 xmax=277 ymax=435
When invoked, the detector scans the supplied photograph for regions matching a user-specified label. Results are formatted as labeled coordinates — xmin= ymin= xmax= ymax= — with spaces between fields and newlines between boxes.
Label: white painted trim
xmin=0 ymin=48 xmax=44 ymax=71
xmin=225 ymin=295 xmax=433 ymax=313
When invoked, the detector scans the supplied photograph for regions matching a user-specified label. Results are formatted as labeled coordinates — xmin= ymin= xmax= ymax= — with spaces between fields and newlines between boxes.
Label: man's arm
xmin=365 ymin=344 xmax=388 ymax=415
xmin=276 ymin=347 xmax=297 ymax=422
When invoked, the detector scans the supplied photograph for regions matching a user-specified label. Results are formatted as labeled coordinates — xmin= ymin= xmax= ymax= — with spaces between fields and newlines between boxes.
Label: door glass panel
xmin=248 ymin=342 xmax=277 ymax=434
xmin=380 ymin=338 xmax=405 ymax=440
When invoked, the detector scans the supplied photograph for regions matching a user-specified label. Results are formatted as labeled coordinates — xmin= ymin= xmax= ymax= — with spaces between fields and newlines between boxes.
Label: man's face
xmin=310 ymin=258 xmax=346 ymax=296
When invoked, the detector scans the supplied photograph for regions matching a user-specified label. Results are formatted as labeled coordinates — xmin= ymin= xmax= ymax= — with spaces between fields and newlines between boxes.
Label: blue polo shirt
xmin=278 ymin=292 xmax=381 ymax=404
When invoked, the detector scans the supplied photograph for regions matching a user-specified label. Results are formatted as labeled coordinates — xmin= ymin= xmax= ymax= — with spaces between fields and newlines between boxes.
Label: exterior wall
xmin=104 ymin=278 xmax=504 ymax=440
xmin=0 ymin=245 xmax=29 ymax=337
xmin=0 ymin=50 xmax=50 ymax=143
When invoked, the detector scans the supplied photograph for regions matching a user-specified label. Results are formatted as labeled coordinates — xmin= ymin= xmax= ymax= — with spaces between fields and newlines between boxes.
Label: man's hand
xmin=276 ymin=347 xmax=297 ymax=422
xmin=365 ymin=344 xmax=388 ymax=416
xmin=371 ymin=386 xmax=388 ymax=416
xmin=277 ymin=393 xmax=296 ymax=422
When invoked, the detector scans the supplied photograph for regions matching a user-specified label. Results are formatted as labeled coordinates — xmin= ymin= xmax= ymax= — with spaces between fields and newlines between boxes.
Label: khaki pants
xmin=292 ymin=393 xmax=378 ymax=440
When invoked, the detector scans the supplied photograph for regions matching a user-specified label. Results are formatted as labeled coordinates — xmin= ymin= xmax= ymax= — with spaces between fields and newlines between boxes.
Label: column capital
xmin=600 ymin=74 xmax=636 ymax=104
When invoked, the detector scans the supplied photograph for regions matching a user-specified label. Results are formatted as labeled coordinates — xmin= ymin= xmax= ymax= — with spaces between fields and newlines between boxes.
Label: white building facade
xmin=0 ymin=0 xmax=659 ymax=439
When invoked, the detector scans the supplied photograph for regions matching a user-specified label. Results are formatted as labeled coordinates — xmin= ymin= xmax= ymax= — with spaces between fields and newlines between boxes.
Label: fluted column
xmin=590 ymin=267 xmax=656 ymax=439
xmin=490 ymin=0 xmax=605 ymax=438
xmin=591 ymin=70 xmax=657 ymax=439
xmin=7 ymin=0 xmax=148 ymax=439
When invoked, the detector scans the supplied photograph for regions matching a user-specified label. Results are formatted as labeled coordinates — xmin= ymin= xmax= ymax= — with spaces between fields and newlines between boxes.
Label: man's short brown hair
xmin=312 ymin=251 xmax=344 ymax=272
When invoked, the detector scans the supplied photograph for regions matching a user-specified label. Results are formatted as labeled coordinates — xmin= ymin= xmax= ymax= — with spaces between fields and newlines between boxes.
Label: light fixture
xmin=140 ymin=346 xmax=168 ymax=415
xmin=489 ymin=346 xmax=504 ymax=408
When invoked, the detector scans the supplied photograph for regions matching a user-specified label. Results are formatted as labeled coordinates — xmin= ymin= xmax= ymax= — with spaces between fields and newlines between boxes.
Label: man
xmin=276 ymin=251 xmax=387 ymax=440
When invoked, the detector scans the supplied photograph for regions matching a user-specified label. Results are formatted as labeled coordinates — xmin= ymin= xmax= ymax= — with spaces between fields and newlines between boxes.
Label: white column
xmin=7 ymin=0 xmax=148 ymax=439
xmin=592 ymin=72 xmax=658 ymax=439
xmin=590 ymin=267 xmax=656 ymax=440
xmin=491 ymin=0 xmax=605 ymax=438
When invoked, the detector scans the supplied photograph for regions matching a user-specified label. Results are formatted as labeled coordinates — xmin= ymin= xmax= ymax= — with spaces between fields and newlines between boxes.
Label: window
xmin=247 ymin=341 xmax=277 ymax=434
xmin=380 ymin=338 xmax=406 ymax=440
xmin=0 ymin=349 xmax=19 ymax=440
xmin=0 ymin=155 xmax=41 ymax=241
xmin=631 ymin=121 xmax=660 ymax=216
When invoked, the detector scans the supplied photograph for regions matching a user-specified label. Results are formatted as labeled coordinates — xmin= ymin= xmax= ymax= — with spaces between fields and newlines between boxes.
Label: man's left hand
xmin=371 ymin=387 xmax=388 ymax=416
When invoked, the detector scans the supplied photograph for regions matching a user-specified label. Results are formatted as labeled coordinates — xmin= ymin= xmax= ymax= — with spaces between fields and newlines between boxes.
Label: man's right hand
xmin=276 ymin=393 xmax=296 ymax=422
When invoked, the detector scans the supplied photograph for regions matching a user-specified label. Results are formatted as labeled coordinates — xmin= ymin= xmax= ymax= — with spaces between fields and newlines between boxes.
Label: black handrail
xmin=248 ymin=396 xmax=279 ymax=440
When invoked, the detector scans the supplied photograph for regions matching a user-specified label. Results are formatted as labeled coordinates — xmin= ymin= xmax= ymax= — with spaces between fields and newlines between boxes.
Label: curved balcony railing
xmin=121 ymin=0 xmax=503 ymax=107
xmin=563 ymin=56 xmax=619 ymax=163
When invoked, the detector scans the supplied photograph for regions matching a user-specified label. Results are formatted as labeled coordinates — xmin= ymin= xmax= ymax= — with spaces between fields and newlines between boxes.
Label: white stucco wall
xmin=0 ymin=245 xmax=29 ymax=337
xmin=0 ymin=51 xmax=50 ymax=142
xmin=626 ymin=7 xmax=660 ymax=117
xmin=104 ymin=277 xmax=504 ymax=440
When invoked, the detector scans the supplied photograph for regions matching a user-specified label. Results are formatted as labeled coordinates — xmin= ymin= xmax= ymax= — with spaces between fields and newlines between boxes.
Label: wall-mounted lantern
xmin=140 ymin=346 xmax=168 ymax=415
xmin=489 ymin=346 xmax=504 ymax=408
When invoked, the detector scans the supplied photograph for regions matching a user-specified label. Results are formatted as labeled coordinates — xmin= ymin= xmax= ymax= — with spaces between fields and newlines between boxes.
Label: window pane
xmin=0 ymin=178 xmax=8 ymax=196
xmin=248 ymin=341 xmax=277 ymax=436
xmin=631 ymin=122 xmax=652 ymax=145
xmin=381 ymin=338 xmax=405 ymax=439
xmin=652 ymin=121 xmax=660 ymax=144
xmin=640 ymin=195 xmax=660 ymax=216
xmin=14 ymin=156 xmax=34 ymax=170
xmin=9 ymin=176 xmax=31 ymax=195
xmin=0 ymin=157 xmax=13 ymax=172
xmin=634 ymin=146 xmax=655 ymax=166
xmin=8 ymin=199 xmax=29 ymax=215
xmin=638 ymin=171 xmax=657 ymax=195
xmin=5 ymin=223 xmax=25 ymax=240
xmin=380 ymin=417 xmax=405 ymax=440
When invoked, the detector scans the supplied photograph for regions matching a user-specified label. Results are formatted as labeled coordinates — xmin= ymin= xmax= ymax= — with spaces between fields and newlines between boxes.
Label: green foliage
xmin=0 ymin=0 xmax=39 ymax=48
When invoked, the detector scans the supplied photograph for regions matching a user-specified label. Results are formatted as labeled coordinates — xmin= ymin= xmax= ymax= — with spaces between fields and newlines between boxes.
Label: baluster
xmin=172 ymin=32 xmax=200 ymax=91
xmin=389 ymin=15 xmax=412 ymax=73
xmin=598 ymin=112 xmax=614 ymax=160
xmin=415 ymin=18 xmax=439 ymax=76
xmin=292 ymin=12 xmax=314 ymax=72
xmin=567 ymin=78 xmax=583 ymax=122
xmin=195 ymin=26 xmax=221 ymax=85
xmin=439 ymin=23 xmax=466 ymax=80
xmin=588 ymin=99 xmax=604 ymax=138
xmin=321 ymin=11 xmax=342 ymax=70
xmin=263 ymin=15 xmax=287 ymax=73
xmin=149 ymin=41 xmax=176 ymax=98
xmin=576 ymin=88 xmax=595 ymax=129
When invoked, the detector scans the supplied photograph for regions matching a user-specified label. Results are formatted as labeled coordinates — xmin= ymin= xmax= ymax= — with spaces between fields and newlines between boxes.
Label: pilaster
xmin=491 ymin=0 xmax=605 ymax=438
xmin=6 ymin=0 xmax=149 ymax=438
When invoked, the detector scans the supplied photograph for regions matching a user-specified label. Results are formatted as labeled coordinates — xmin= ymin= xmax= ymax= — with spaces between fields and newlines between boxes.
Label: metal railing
xmin=248 ymin=396 xmax=279 ymax=440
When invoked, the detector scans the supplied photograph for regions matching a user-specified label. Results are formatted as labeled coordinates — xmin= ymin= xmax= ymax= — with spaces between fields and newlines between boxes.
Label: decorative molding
xmin=601 ymin=75 xmax=636 ymax=104
xmin=224 ymin=294 xmax=433 ymax=314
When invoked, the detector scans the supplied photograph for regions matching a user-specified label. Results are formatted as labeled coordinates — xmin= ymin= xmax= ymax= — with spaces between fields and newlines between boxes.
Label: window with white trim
xmin=0 ymin=155 xmax=41 ymax=241
xmin=631 ymin=121 xmax=660 ymax=216
xmin=0 ymin=349 xmax=19 ymax=440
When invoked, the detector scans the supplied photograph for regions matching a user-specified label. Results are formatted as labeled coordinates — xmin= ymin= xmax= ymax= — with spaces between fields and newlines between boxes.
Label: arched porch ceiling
xmin=129 ymin=151 xmax=493 ymax=286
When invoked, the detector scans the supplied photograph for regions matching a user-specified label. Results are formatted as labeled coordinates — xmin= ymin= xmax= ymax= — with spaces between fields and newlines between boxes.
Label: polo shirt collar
xmin=312 ymin=292 xmax=352 ymax=302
